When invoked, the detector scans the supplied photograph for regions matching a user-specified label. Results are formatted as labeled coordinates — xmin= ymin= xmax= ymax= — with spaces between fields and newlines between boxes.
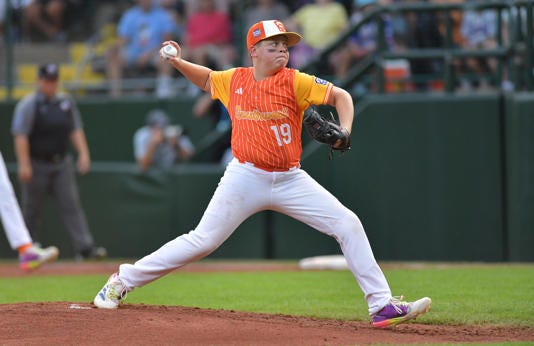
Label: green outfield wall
xmin=0 ymin=93 xmax=532 ymax=261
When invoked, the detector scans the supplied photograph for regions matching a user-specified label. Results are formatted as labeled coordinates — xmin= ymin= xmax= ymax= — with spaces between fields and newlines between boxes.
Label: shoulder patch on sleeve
xmin=314 ymin=77 xmax=328 ymax=85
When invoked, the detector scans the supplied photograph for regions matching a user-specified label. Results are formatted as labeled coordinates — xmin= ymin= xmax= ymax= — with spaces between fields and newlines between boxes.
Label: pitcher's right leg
xmin=94 ymin=159 xmax=271 ymax=308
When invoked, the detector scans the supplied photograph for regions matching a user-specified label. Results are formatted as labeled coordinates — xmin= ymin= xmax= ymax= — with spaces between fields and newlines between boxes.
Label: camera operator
xmin=133 ymin=109 xmax=195 ymax=170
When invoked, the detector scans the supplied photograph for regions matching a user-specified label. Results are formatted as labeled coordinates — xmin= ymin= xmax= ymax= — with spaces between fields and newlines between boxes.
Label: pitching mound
xmin=1 ymin=261 xmax=533 ymax=345
xmin=0 ymin=302 xmax=533 ymax=345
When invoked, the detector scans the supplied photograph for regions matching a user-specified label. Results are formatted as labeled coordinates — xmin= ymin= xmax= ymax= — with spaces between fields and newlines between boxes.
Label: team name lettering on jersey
xmin=235 ymin=106 xmax=289 ymax=121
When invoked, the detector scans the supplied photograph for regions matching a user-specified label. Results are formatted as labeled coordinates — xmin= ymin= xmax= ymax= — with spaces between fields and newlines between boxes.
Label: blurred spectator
xmin=433 ymin=0 xmax=465 ymax=48
xmin=432 ymin=0 xmax=468 ymax=91
xmin=387 ymin=0 xmax=411 ymax=49
xmin=242 ymin=0 xmax=291 ymax=65
xmin=193 ymin=93 xmax=232 ymax=166
xmin=156 ymin=0 xmax=186 ymax=42
xmin=405 ymin=0 xmax=444 ymax=91
xmin=182 ymin=0 xmax=237 ymax=71
xmin=0 ymin=0 xmax=66 ymax=42
xmin=134 ymin=109 xmax=195 ymax=170
xmin=460 ymin=6 xmax=500 ymax=91
xmin=106 ymin=0 xmax=177 ymax=98
xmin=0 ymin=0 xmax=19 ymax=38
xmin=245 ymin=0 xmax=290 ymax=33
xmin=331 ymin=0 xmax=394 ymax=83
xmin=182 ymin=0 xmax=233 ymax=17
xmin=24 ymin=0 xmax=67 ymax=41
xmin=284 ymin=0 xmax=312 ymax=12
xmin=286 ymin=0 xmax=348 ymax=69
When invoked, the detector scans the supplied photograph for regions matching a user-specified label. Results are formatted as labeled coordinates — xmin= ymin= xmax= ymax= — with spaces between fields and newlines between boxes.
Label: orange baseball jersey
xmin=210 ymin=67 xmax=333 ymax=171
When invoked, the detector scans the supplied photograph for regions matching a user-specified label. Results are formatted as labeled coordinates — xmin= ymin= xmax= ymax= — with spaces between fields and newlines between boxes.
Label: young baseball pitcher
xmin=94 ymin=19 xmax=431 ymax=328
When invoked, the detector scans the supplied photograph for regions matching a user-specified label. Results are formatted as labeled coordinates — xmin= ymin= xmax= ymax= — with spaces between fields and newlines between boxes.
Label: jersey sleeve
xmin=209 ymin=69 xmax=236 ymax=108
xmin=294 ymin=72 xmax=334 ymax=112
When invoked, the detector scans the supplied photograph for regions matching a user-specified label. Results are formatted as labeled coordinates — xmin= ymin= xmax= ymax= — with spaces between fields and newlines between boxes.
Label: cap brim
xmin=263 ymin=32 xmax=302 ymax=47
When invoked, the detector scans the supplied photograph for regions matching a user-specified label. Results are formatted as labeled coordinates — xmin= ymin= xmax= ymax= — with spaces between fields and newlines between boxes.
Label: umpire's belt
xmin=31 ymin=153 xmax=65 ymax=163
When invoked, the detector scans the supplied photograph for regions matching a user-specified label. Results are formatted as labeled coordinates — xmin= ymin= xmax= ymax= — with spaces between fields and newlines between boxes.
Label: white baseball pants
xmin=0 ymin=152 xmax=32 ymax=249
xmin=119 ymin=158 xmax=392 ymax=314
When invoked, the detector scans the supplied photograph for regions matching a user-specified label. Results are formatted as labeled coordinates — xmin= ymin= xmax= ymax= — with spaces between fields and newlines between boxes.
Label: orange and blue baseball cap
xmin=246 ymin=20 xmax=302 ymax=49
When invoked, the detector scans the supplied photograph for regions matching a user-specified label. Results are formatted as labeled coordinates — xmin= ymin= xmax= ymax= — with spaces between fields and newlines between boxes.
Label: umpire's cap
xmin=38 ymin=63 xmax=59 ymax=80
xmin=146 ymin=109 xmax=170 ymax=128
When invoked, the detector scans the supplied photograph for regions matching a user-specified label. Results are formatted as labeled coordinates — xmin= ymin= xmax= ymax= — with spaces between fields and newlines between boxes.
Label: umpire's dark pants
xmin=21 ymin=155 xmax=95 ymax=254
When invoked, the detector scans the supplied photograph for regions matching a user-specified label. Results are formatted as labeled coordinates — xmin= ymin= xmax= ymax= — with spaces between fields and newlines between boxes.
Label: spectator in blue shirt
xmin=107 ymin=0 xmax=178 ymax=98
xmin=459 ymin=7 xmax=499 ymax=91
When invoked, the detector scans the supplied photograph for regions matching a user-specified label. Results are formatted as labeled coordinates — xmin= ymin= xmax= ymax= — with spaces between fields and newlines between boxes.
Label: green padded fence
xmin=1 ymin=94 xmax=533 ymax=261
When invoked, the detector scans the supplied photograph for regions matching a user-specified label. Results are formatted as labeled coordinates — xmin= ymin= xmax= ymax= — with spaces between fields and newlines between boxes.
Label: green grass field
xmin=1 ymin=261 xmax=534 ymax=328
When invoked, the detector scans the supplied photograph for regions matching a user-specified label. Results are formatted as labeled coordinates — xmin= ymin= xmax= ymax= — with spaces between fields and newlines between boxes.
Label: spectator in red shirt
xmin=182 ymin=0 xmax=236 ymax=70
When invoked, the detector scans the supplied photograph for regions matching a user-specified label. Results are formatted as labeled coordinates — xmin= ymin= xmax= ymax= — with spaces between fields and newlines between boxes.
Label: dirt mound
xmin=1 ymin=302 xmax=533 ymax=345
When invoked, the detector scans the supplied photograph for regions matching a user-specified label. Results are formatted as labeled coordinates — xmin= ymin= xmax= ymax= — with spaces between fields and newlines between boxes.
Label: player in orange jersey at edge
xmin=93 ymin=19 xmax=431 ymax=328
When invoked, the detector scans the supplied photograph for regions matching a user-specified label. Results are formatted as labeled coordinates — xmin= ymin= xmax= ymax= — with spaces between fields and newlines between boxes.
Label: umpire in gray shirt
xmin=11 ymin=63 xmax=106 ymax=260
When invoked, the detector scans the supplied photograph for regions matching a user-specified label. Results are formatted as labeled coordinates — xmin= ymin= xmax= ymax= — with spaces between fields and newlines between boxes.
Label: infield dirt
xmin=1 ymin=261 xmax=533 ymax=345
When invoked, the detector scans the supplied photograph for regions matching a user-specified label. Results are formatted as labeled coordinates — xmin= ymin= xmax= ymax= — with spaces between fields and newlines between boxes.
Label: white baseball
xmin=161 ymin=45 xmax=178 ymax=59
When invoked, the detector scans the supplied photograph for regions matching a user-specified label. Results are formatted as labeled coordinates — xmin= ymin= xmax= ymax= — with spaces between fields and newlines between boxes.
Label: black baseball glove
xmin=303 ymin=106 xmax=351 ymax=158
